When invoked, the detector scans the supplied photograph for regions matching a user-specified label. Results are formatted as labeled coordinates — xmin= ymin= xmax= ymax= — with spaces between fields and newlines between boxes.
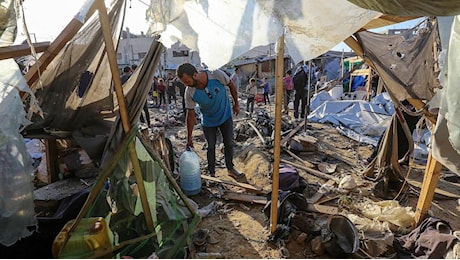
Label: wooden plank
xmin=280 ymin=159 xmax=338 ymax=183
xmin=282 ymin=147 xmax=315 ymax=168
xmin=351 ymin=68 xmax=371 ymax=76
xmin=280 ymin=120 xmax=305 ymax=146
xmin=45 ymin=139 xmax=59 ymax=183
xmin=201 ymin=174 xmax=264 ymax=194
xmin=222 ymin=192 xmax=267 ymax=204
xmin=344 ymin=36 xmax=364 ymax=57
xmin=407 ymin=179 xmax=460 ymax=199
xmin=414 ymin=152 xmax=443 ymax=225
xmin=376 ymin=77 xmax=384 ymax=95
xmin=0 ymin=42 xmax=50 ymax=60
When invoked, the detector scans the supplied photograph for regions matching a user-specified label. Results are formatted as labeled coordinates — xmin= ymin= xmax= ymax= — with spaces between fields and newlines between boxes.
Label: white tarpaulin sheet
xmin=307 ymin=92 xmax=394 ymax=146
xmin=147 ymin=0 xmax=380 ymax=69
xmin=0 ymin=59 xmax=37 ymax=246
xmin=432 ymin=15 xmax=460 ymax=174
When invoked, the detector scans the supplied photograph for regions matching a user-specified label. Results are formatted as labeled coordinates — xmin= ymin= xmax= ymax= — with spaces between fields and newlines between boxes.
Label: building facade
xmin=117 ymin=29 xmax=200 ymax=77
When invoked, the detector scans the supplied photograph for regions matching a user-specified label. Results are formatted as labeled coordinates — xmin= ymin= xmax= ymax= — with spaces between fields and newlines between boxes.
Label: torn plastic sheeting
xmin=356 ymin=199 xmax=415 ymax=229
xmin=347 ymin=213 xmax=394 ymax=257
xmin=432 ymin=16 xmax=460 ymax=175
xmin=0 ymin=59 xmax=37 ymax=246
xmin=148 ymin=0 xmax=381 ymax=70
xmin=308 ymin=93 xmax=394 ymax=145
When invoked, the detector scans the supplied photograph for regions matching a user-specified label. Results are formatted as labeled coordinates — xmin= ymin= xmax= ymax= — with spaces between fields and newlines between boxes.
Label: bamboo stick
xmin=96 ymin=0 xmax=154 ymax=232
xmin=270 ymin=33 xmax=284 ymax=234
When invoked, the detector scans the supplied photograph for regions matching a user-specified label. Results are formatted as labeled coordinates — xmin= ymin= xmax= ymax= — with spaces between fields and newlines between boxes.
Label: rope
xmin=393 ymin=117 xmax=426 ymax=201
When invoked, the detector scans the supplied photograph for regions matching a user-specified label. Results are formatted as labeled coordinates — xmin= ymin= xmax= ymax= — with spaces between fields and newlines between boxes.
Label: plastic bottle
xmin=179 ymin=147 xmax=201 ymax=196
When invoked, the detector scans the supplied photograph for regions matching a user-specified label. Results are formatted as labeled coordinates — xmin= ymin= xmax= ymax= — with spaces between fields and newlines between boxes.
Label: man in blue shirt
xmin=177 ymin=63 xmax=244 ymax=179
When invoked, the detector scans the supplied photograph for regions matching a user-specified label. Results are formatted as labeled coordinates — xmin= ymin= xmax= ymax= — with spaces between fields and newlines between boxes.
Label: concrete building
xmin=117 ymin=29 xmax=153 ymax=69
xmin=159 ymin=41 xmax=201 ymax=78
xmin=117 ymin=29 xmax=200 ymax=76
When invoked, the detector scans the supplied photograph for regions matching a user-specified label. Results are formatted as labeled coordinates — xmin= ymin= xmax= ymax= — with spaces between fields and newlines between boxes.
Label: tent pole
xmin=305 ymin=60 xmax=312 ymax=130
xmin=414 ymin=152 xmax=442 ymax=225
xmin=96 ymin=0 xmax=154 ymax=232
xmin=270 ymin=32 xmax=284 ymax=234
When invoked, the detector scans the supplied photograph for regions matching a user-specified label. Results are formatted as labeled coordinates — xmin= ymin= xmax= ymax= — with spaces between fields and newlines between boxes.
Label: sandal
xmin=228 ymin=169 xmax=244 ymax=179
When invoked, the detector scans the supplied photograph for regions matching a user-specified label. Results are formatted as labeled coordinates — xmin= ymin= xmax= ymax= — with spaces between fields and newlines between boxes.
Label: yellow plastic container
xmin=52 ymin=217 xmax=112 ymax=258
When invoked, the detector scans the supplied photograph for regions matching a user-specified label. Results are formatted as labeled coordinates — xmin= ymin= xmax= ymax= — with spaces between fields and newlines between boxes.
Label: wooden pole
xmin=0 ymin=41 xmax=50 ymax=60
xmin=414 ymin=152 xmax=442 ymax=224
xmin=305 ymin=59 xmax=312 ymax=128
xmin=96 ymin=0 xmax=154 ymax=232
xmin=270 ymin=33 xmax=284 ymax=234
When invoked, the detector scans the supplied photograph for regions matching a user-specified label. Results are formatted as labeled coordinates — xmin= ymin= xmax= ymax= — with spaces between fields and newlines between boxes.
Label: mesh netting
xmin=54 ymin=130 xmax=199 ymax=258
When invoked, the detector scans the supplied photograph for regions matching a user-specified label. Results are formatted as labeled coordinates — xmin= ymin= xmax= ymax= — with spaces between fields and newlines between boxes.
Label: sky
xmin=17 ymin=0 xmax=149 ymax=43
xmin=18 ymin=0 xmax=423 ymax=52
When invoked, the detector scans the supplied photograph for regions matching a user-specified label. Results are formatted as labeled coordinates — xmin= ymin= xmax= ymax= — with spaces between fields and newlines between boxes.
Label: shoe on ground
xmin=228 ymin=168 xmax=244 ymax=179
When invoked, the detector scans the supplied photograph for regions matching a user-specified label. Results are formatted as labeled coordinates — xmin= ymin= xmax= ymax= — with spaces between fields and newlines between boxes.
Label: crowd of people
xmin=123 ymin=61 xmax=323 ymax=131
xmin=238 ymin=63 xmax=322 ymax=120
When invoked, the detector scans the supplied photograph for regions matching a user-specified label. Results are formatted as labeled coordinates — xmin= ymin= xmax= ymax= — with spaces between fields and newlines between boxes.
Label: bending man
xmin=177 ymin=63 xmax=244 ymax=179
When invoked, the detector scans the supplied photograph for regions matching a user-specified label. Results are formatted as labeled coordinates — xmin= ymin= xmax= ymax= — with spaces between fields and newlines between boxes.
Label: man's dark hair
xmin=123 ymin=66 xmax=131 ymax=73
xmin=177 ymin=63 xmax=197 ymax=78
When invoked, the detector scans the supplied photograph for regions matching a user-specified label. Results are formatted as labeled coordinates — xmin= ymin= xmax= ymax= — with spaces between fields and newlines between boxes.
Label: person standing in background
xmin=151 ymin=77 xmax=159 ymax=108
xmin=230 ymin=67 xmax=241 ymax=91
xmin=261 ymin=77 xmax=270 ymax=105
xmin=120 ymin=66 xmax=132 ymax=85
xmin=157 ymin=78 xmax=166 ymax=107
xmin=283 ymin=70 xmax=293 ymax=115
xmin=292 ymin=66 xmax=308 ymax=120
xmin=246 ymin=78 xmax=257 ymax=118
xmin=166 ymin=72 xmax=177 ymax=106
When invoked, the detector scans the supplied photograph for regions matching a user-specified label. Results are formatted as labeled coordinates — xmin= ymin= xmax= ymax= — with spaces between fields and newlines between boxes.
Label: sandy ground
xmin=152 ymin=98 xmax=460 ymax=259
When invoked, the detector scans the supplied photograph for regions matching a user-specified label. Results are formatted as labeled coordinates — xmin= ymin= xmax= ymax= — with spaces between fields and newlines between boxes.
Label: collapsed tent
xmin=308 ymin=92 xmax=394 ymax=146
xmin=52 ymin=130 xmax=198 ymax=258
xmin=3 ymin=0 xmax=460 ymax=257
xmin=22 ymin=0 xmax=126 ymax=161
xmin=1 ymin=0 xmax=200 ymax=256
xmin=355 ymin=17 xmax=441 ymax=102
